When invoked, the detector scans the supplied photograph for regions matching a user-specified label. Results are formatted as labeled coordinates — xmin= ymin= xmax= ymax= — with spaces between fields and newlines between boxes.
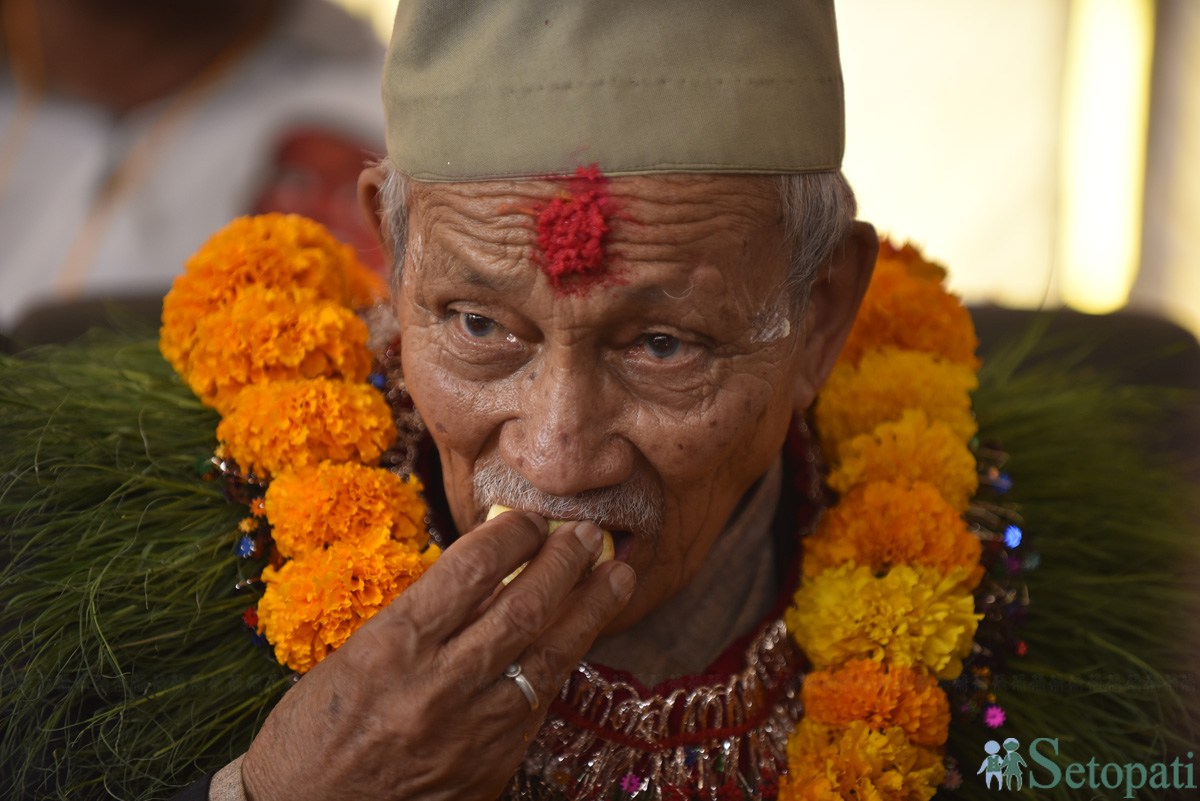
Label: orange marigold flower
xmin=801 ymin=659 xmax=951 ymax=747
xmin=265 ymin=462 xmax=428 ymax=559
xmin=814 ymin=347 xmax=978 ymax=457
xmin=257 ymin=538 xmax=440 ymax=674
xmin=217 ymin=378 xmax=396 ymax=479
xmin=828 ymin=409 xmax=978 ymax=512
xmin=879 ymin=239 xmax=948 ymax=283
xmin=839 ymin=240 xmax=979 ymax=368
xmin=180 ymin=285 xmax=371 ymax=411
xmin=804 ymin=480 xmax=983 ymax=590
xmin=160 ymin=214 xmax=381 ymax=374
xmin=777 ymin=719 xmax=944 ymax=801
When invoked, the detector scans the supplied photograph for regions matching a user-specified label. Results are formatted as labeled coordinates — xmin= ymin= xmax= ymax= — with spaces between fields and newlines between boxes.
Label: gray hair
xmin=374 ymin=162 xmax=857 ymax=307
xmin=775 ymin=171 xmax=858 ymax=303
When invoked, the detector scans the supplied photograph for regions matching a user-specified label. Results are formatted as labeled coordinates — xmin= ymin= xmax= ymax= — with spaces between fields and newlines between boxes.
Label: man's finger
xmin=377 ymin=510 xmax=548 ymax=643
xmin=495 ymin=560 xmax=637 ymax=713
xmin=447 ymin=520 xmax=612 ymax=673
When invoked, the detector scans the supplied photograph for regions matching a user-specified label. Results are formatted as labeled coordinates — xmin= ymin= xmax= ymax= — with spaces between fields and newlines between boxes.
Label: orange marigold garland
xmin=779 ymin=720 xmax=945 ymax=801
xmin=802 ymin=480 xmax=984 ymax=589
xmin=265 ymin=463 xmax=427 ymax=559
xmin=180 ymin=286 xmax=373 ymax=412
xmin=827 ymin=409 xmax=978 ymax=512
xmin=257 ymin=539 xmax=439 ymax=674
xmin=161 ymin=213 xmax=382 ymax=380
xmin=837 ymin=240 xmax=980 ymax=369
xmin=160 ymin=214 xmax=437 ymax=678
xmin=814 ymin=347 xmax=978 ymax=455
xmin=783 ymin=238 xmax=988 ymax=800
xmin=801 ymin=659 xmax=950 ymax=748
xmin=217 ymin=378 xmax=396 ymax=478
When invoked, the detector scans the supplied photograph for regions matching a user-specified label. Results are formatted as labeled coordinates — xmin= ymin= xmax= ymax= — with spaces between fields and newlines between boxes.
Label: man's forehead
xmin=409 ymin=174 xmax=781 ymax=222
xmin=407 ymin=174 xmax=786 ymax=288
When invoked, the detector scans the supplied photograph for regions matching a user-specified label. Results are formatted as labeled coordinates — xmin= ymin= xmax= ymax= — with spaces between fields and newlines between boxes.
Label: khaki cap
xmin=383 ymin=0 xmax=845 ymax=181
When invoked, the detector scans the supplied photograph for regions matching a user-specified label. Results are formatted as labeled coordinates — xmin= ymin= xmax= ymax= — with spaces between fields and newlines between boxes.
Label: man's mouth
xmin=484 ymin=504 xmax=636 ymax=566
xmin=610 ymin=530 xmax=635 ymax=562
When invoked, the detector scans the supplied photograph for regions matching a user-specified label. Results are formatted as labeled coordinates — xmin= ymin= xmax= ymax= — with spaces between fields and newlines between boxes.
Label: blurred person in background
xmin=0 ymin=0 xmax=387 ymax=343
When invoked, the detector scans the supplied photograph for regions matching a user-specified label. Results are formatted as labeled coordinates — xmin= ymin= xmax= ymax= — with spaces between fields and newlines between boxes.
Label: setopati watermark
xmin=978 ymin=737 xmax=1196 ymax=798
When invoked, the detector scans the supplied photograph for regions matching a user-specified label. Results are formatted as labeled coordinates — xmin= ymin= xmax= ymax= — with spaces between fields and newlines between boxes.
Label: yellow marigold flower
xmin=257 ymin=538 xmax=440 ymax=674
xmin=839 ymin=240 xmax=980 ymax=369
xmin=802 ymin=659 xmax=950 ymax=747
xmin=218 ymin=378 xmax=396 ymax=479
xmin=786 ymin=563 xmax=981 ymax=679
xmin=265 ymin=462 xmax=428 ymax=559
xmin=828 ymin=409 xmax=978 ymax=512
xmin=814 ymin=347 xmax=978 ymax=457
xmin=160 ymin=214 xmax=382 ymax=374
xmin=804 ymin=480 xmax=983 ymax=590
xmin=777 ymin=719 xmax=944 ymax=801
xmin=180 ymin=286 xmax=372 ymax=411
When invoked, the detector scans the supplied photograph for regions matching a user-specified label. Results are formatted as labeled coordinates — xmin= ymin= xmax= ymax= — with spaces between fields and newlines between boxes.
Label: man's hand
xmin=241 ymin=511 xmax=636 ymax=801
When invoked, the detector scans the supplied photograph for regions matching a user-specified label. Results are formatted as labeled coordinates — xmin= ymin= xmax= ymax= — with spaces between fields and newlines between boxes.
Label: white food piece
xmin=486 ymin=504 xmax=615 ymax=585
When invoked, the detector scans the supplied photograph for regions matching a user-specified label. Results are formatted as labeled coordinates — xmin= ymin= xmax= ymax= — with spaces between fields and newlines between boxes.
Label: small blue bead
xmin=993 ymin=472 xmax=1013 ymax=493
xmin=236 ymin=535 xmax=257 ymax=558
xmin=368 ymin=372 xmax=386 ymax=390
xmin=1004 ymin=525 xmax=1023 ymax=549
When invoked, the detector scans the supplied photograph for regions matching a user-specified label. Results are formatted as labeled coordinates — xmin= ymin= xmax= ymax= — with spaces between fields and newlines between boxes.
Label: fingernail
xmin=574 ymin=521 xmax=603 ymax=556
xmin=523 ymin=512 xmax=548 ymax=536
xmin=609 ymin=563 xmax=636 ymax=599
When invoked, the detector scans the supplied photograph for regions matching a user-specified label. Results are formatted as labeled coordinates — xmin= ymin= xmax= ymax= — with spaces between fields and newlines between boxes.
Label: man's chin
xmin=594 ymin=604 xmax=647 ymax=639
xmin=592 ymin=576 xmax=667 ymax=637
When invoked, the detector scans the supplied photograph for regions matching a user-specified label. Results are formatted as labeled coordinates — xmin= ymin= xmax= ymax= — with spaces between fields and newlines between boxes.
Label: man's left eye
xmin=644 ymin=333 xmax=681 ymax=359
xmin=459 ymin=313 xmax=499 ymax=338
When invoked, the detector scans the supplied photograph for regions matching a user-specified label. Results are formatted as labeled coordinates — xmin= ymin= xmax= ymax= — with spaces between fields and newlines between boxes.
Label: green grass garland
xmin=1 ymin=336 xmax=289 ymax=800
xmin=943 ymin=329 xmax=1199 ymax=800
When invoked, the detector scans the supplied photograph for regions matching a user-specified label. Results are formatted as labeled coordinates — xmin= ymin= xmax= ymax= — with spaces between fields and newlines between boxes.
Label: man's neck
xmin=585 ymin=456 xmax=783 ymax=686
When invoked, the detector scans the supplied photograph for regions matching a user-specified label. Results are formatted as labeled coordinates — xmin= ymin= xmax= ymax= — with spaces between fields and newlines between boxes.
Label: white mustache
xmin=472 ymin=459 xmax=664 ymax=539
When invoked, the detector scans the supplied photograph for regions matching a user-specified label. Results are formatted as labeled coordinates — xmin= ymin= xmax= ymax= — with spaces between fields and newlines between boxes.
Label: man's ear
xmin=357 ymin=165 xmax=394 ymax=264
xmin=791 ymin=221 xmax=879 ymax=415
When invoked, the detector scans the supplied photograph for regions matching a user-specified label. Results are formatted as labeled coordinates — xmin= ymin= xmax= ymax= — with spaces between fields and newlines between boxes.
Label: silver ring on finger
xmin=503 ymin=662 xmax=539 ymax=711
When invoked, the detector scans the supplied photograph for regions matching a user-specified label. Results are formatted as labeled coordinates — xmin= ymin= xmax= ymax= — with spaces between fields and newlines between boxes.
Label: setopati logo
xmin=979 ymin=737 xmax=1196 ymax=798
xmin=978 ymin=738 xmax=1028 ymax=790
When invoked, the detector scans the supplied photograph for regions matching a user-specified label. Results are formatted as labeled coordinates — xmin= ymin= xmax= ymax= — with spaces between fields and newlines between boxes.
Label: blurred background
xmin=2 ymin=0 xmax=1197 ymax=342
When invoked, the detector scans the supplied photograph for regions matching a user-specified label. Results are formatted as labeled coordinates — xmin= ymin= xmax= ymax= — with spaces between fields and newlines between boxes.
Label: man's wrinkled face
xmin=394 ymin=175 xmax=814 ymax=633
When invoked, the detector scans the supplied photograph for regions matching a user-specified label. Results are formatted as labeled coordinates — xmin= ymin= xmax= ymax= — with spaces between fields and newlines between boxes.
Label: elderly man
xmin=225 ymin=1 xmax=876 ymax=799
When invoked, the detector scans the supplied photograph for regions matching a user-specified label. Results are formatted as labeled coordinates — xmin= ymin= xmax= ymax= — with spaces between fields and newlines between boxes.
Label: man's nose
xmin=498 ymin=359 xmax=633 ymax=497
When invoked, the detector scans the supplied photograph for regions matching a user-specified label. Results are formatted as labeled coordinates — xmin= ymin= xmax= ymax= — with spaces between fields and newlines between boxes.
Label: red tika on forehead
xmin=534 ymin=165 xmax=613 ymax=292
